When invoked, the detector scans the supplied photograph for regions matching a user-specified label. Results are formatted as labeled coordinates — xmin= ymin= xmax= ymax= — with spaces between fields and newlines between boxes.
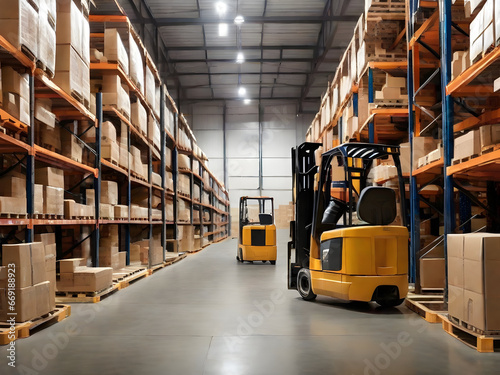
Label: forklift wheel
xmin=270 ymin=261 xmax=276 ymax=265
xmin=297 ymin=269 xmax=316 ymax=301
xmin=377 ymin=298 xmax=405 ymax=307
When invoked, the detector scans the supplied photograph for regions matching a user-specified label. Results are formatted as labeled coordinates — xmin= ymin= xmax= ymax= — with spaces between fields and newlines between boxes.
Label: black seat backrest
xmin=259 ymin=213 xmax=273 ymax=225
xmin=357 ymin=187 xmax=396 ymax=225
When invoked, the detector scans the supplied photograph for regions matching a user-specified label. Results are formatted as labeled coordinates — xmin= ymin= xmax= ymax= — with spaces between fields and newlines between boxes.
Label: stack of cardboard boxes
xmin=101 ymin=121 xmax=120 ymax=165
xmin=99 ymin=180 xmax=122 ymax=220
xmin=102 ymin=75 xmax=131 ymax=118
xmin=54 ymin=0 xmax=90 ymax=107
xmin=99 ymin=225 xmax=127 ymax=270
xmin=58 ymin=258 xmax=113 ymax=293
xmin=1 ymin=66 xmax=30 ymax=124
xmin=374 ymin=74 xmax=408 ymax=104
xmin=0 ymin=241 xmax=55 ymax=322
xmin=35 ymin=167 xmax=64 ymax=217
xmin=469 ymin=0 xmax=497 ymax=64
xmin=447 ymin=233 xmax=500 ymax=332
xmin=0 ymin=172 xmax=27 ymax=216
xmin=103 ymin=28 xmax=129 ymax=75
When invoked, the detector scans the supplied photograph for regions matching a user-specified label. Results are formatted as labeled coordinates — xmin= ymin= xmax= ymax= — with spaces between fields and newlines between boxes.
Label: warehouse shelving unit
xmin=0 ymin=2 xmax=229 ymax=276
xmin=407 ymin=0 xmax=500 ymax=293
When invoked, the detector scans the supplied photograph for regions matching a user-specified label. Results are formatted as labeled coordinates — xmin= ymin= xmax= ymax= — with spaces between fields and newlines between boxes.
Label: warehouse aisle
xmin=4 ymin=230 xmax=500 ymax=375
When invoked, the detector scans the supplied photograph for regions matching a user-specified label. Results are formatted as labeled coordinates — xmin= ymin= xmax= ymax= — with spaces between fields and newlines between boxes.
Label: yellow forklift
xmin=288 ymin=142 xmax=409 ymax=306
xmin=237 ymin=196 xmax=277 ymax=264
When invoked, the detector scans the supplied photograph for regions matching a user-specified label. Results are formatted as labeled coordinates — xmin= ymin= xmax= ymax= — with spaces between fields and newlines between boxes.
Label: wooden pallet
xmin=481 ymin=144 xmax=500 ymax=155
xmin=32 ymin=213 xmax=65 ymax=220
xmin=40 ymin=143 xmax=62 ymax=154
xmin=55 ymin=284 xmax=119 ymax=304
xmin=112 ymin=266 xmax=149 ymax=289
xmin=440 ymin=314 xmax=500 ymax=353
xmin=36 ymin=60 xmax=54 ymax=79
xmin=103 ymin=156 xmax=119 ymax=166
xmin=0 ymin=212 xmax=28 ymax=219
xmin=147 ymin=253 xmax=188 ymax=274
xmin=0 ymin=305 xmax=71 ymax=345
xmin=452 ymin=154 xmax=479 ymax=165
xmin=405 ymin=295 xmax=446 ymax=323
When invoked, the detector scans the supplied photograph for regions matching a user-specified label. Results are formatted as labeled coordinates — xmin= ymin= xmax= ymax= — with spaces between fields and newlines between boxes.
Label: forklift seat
xmin=259 ymin=213 xmax=273 ymax=225
xmin=357 ymin=187 xmax=396 ymax=225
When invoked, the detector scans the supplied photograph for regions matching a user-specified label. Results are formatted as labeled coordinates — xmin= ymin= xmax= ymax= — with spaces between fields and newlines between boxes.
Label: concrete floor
xmin=3 ymin=230 xmax=500 ymax=374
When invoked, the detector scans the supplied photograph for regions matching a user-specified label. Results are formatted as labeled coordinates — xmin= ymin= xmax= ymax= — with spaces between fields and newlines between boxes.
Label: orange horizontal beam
xmin=409 ymin=11 xmax=439 ymax=48
xmin=454 ymin=116 xmax=480 ymax=133
xmin=0 ymin=35 xmax=35 ymax=72
xmin=412 ymin=158 xmax=444 ymax=177
xmin=447 ymin=149 xmax=500 ymax=176
xmin=34 ymin=145 xmax=98 ymax=177
xmin=447 ymin=46 xmax=500 ymax=96
xmin=89 ymin=15 xmax=129 ymax=23
xmin=90 ymin=33 xmax=105 ymax=38
xmin=371 ymin=108 xmax=409 ymax=116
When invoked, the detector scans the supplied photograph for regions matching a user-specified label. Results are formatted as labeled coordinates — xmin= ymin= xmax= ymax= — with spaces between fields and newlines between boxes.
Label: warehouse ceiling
xmin=104 ymin=0 xmax=365 ymax=112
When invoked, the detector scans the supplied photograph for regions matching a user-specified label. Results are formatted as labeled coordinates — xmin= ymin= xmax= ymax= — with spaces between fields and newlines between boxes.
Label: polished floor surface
xmin=3 ymin=230 xmax=500 ymax=374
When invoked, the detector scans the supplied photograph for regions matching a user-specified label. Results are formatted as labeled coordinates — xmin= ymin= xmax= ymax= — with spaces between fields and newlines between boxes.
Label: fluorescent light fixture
xmin=244 ymin=99 xmax=251 ymax=105
xmin=238 ymin=87 xmax=246 ymax=97
xmin=236 ymin=52 xmax=245 ymax=63
xmin=215 ymin=2 xmax=227 ymax=16
xmin=234 ymin=15 xmax=245 ymax=25
xmin=219 ymin=23 xmax=228 ymax=37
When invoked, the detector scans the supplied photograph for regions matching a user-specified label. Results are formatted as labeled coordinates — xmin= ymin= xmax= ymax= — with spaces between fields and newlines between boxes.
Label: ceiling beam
xmin=171 ymin=72 xmax=312 ymax=76
xmin=171 ymin=58 xmax=338 ymax=64
xmin=147 ymin=15 xmax=359 ymax=26
xmin=165 ymin=45 xmax=346 ymax=51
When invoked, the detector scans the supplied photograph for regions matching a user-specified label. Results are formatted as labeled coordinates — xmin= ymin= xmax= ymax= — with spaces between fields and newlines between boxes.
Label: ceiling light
xmin=236 ymin=52 xmax=245 ymax=63
xmin=238 ymin=87 xmax=246 ymax=97
xmin=244 ymin=99 xmax=251 ymax=105
xmin=234 ymin=15 xmax=245 ymax=25
xmin=215 ymin=2 xmax=227 ymax=16
xmin=219 ymin=23 xmax=228 ymax=37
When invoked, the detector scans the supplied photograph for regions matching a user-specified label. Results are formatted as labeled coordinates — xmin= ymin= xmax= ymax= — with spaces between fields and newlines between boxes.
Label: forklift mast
xmin=288 ymin=142 xmax=322 ymax=289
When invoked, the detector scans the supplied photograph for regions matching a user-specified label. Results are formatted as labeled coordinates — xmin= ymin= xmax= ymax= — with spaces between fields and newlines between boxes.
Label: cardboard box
xmin=129 ymin=34 xmax=144 ymax=93
xmin=102 ymin=142 xmax=119 ymax=163
xmin=448 ymin=285 xmax=464 ymax=321
xmin=43 ymin=186 xmax=64 ymax=215
xmin=61 ymin=126 xmax=83 ymax=163
xmin=479 ymin=124 xmax=500 ymax=148
xmin=101 ymin=181 xmax=118 ymax=205
xmin=454 ymin=130 xmax=480 ymax=161
xmin=101 ymin=121 xmax=117 ymax=143
xmin=114 ymin=205 xmax=128 ymax=219
xmin=99 ymin=203 xmax=114 ymax=219
xmin=118 ymin=251 xmax=127 ymax=269
xmin=102 ymin=75 xmax=131 ymax=118
xmin=461 ymin=234 xmax=500 ymax=331
xmin=420 ymin=258 xmax=445 ymax=288
xmin=59 ymin=258 xmax=85 ymax=273
xmin=130 ymin=244 xmax=141 ymax=263
xmin=30 ymin=243 xmax=46 ymax=285
xmin=0 ymin=0 xmax=38 ymax=60
xmin=36 ymin=167 xmax=64 ymax=188
xmin=104 ymin=28 xmax=129 ymax=74
xmin=0 ymin=285 xmax=37 ymax=322
xmin=131 ymin=101 xmax=147 ymax=134
xmin=72 ymin=267 xmax=113 ymax=292
xmin=3 ymin=92 xmax=30 ymax=124
xmin=412 ymin=137 xmax=439 ymax=170
xmin=0 ymin=175 xmax=26 ymax=198
xmin=1 ymin=66 xmax=29 ymax=98
xmin=54 ymin=44 xmax=89 ymax=101
xmin=35 ymin=232 xmax=56 ymax=248
xmin=2 ymin=243 xmax=32 ymax=288
xmin=34 ymin=281 xmax=52 ymax=317
xmin=33 ymin=184 xmax=44 ymax=214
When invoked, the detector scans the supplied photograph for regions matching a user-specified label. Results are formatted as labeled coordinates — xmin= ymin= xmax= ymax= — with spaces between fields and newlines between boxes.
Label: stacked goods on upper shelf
xmin=57 ymin=258 xmax=113 ymax=293
xmin=99 ymin=225 xmax=126 ymax=269
xmin=0 ymin=0 xmax=39 ymax=62
xmin=101 ymin=121 xmax=119 ymax=165
xmin=35 ymin=167 xmax=64 ymax=218
xmin=131 ymin=99 xmax=147 ymax=136
xmin=101 ymin=74 xmax=131 ymax=118
xmin=130 ymin=145 xmax=147 ymax=180
xmin=148 ymin=114 xmax=161 ymax=152
xmin=0 ymin=170 xmax=27 ymax=216
xmin=98 ymin=180 xmax=119 ymax=220
xmin=144 ymin=55 xmax=161 ymax=118
xmin=1 ymin=242 xmax=55 ymax=322
xmin=55 ymin=0 xmax=91 ymax=107
xmin=469 ymin=0 xmax=497 ymax=64
xmin=35 ymin=98 xmax=58 ymax=150
xmin=1 ymin=66 xmax=30 ymax=124
xmin=307 ymin=0 xmax=406 ymax=147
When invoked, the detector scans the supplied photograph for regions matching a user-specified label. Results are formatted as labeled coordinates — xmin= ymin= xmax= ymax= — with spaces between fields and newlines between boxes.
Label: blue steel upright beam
xmin=368 ymin=68 xmax=375 ymax=143
xmin=408 ymin=46 xmax=419 ymax=286
xmin=440 ymin=0 xmax=455 ymax=302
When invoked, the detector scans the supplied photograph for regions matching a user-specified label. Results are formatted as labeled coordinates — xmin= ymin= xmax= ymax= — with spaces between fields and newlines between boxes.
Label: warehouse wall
xmin=188 ymin=101 xmax=312 ymax=233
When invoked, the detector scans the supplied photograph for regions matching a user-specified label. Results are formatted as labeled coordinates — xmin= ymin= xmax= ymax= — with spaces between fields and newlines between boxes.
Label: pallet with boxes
xmin=307 ymin=0 xmax=408 ymax=148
